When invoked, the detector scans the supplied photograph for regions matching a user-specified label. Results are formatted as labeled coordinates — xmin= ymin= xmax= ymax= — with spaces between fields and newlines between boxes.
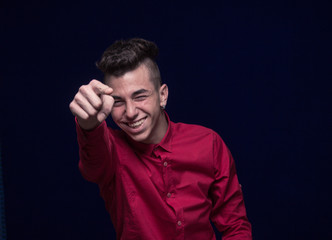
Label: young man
xmin=69 ymin=38 xmax=252 ymax=240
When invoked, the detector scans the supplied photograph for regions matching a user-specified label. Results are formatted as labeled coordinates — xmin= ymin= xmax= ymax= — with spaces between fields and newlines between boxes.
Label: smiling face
xmin=106 ymin=63 xmax=168 ymax=144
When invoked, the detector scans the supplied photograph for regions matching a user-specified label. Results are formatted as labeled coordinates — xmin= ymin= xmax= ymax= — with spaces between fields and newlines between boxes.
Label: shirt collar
xmin=126 ymin=111 xmax=173 ymax=156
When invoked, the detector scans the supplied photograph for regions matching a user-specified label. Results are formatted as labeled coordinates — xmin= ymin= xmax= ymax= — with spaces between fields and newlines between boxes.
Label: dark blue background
xmin=1 ymin=0 xmax=331 ymax=239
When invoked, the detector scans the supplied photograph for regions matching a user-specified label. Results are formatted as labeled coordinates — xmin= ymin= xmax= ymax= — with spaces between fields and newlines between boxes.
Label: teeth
xmin=128 ymin=118 xmax=145 ymax=128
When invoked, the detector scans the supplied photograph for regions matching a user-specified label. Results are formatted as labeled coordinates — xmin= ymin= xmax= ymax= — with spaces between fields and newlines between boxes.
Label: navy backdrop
xmin=1 ymin=0 xmax=331 ymax=239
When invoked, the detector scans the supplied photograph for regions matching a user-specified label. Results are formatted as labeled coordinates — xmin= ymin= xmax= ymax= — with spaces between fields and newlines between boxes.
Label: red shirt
xmin=76 ymin=113 xmax=252 ymax=240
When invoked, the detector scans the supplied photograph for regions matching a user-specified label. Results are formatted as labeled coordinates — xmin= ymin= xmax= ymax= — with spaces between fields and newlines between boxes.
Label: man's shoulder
xmin=171 ymin=121 xmax=220 ymax=139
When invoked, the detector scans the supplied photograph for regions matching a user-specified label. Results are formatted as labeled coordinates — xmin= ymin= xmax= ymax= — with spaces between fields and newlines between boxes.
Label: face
xmin=106 ymin=64 xmax=168 ymax=144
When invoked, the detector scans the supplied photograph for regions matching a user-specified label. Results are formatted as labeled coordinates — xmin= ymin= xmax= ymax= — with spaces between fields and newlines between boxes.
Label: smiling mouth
xmin=126 ymin=117 xmax=147 ymax=129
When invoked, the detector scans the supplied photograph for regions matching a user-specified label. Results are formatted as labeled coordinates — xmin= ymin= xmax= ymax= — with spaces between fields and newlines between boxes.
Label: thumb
xmin=96 ymin=94 xmax=114 ymax=122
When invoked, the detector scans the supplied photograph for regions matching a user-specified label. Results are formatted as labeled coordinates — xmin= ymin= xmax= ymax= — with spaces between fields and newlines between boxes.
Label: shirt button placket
xmin=162 ymin=158 xmax=168 ymax=186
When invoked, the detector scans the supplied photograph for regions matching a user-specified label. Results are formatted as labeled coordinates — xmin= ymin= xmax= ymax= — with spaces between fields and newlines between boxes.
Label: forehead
xmin=106 ymin=64 xmax=155 ymax=92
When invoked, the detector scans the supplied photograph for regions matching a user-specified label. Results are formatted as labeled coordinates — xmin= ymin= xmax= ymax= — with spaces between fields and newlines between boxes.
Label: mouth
xmin=125 ymin=117 xmax=147 ymax=129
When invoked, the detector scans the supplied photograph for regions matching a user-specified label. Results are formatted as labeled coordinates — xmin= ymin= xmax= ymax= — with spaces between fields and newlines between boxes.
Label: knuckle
xmin=90 ymin=79 xmax=99 ymax=86
xmin=95 ymin=101 xmax=102 ymax=109
xmin=79 ymin=85 xmax=87 ymax=93
xmin=74 ymin=94 xmax=81 ymax=103
xmin=80 ymin=114 xmax=89 ymax=120
xmin=90 ymin=108 xmax=98 ymax=116
xmin=69 ymin=101 xmax=76 ymax=111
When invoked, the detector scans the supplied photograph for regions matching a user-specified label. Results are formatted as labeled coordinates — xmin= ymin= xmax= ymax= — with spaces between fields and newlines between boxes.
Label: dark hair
xmin=96 ymin=38 xmax=162 ymax=88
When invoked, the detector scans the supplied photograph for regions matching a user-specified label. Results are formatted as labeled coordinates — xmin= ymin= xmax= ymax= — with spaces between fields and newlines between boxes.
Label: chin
xmin=127 ymin=131 xmax=149 ymax=143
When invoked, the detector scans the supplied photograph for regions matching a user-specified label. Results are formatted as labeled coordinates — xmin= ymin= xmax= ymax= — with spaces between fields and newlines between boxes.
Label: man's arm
xmin=209 ymin=133 xmax=252 ymax=240
xmin=70 ymin=80 xmax=116 ymax=184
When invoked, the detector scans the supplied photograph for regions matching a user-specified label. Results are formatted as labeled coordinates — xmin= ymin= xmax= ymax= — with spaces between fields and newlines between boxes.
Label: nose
xmin=125 ymin=101 xmax=138 ymax=119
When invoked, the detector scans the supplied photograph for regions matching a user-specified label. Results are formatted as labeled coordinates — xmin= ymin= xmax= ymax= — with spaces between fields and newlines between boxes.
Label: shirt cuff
xmin=75 ymin=117 xmax=107 ymax=141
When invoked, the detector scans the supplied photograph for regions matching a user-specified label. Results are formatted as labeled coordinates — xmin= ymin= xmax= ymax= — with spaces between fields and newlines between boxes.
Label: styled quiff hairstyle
xmin=96 ymin=38 xmax=162 ymax=89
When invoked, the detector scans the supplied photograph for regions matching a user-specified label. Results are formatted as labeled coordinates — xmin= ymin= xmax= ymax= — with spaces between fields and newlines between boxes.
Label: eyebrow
xmin=132 ymin=89 xmax=150 ymax=96
xmin=112 ymin=89 xmax=150 ymax=100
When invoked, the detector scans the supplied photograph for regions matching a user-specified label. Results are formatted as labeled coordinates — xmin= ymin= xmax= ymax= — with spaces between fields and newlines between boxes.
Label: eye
xmin=135 ymin=95 xmax=148 ymax=101
xmin=113 ymin=100 xmax=124 ymax=107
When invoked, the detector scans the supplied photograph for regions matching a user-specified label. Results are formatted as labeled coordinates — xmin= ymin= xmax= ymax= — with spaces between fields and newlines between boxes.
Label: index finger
xmin=89 ymin=79 xmax=113 ymax=95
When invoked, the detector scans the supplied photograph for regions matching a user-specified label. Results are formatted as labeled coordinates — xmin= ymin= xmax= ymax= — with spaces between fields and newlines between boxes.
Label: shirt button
xmin=167 ymin=192 xmax=172 ymax=198
xmin=177 ymin=221 xmax=182 ymax=226
xmin=163 ymin=161 xmax=168 ymax=167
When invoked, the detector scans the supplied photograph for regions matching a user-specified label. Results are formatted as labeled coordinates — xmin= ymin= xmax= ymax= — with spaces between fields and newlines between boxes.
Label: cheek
xmin=140 ymin=97 xmax=160 ymax=110
xmin=110 ymin=108 xmax=122 ymax=121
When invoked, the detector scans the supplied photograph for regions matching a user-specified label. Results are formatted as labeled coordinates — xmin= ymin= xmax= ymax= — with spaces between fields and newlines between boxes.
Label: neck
xmin=149 ymin=111 xmax=168 ymax=144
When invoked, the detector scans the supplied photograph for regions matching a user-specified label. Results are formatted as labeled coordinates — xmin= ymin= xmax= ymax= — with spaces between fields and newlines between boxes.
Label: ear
xmin=159 ymin=84 xmax=168 ymax=108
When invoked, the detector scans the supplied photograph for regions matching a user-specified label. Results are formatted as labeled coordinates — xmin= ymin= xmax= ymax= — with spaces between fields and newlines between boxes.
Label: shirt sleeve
xmin=209 ymin=133 xmax=252 ymax=240
xmin=75 ymin=119 xmax=116 ymax=185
